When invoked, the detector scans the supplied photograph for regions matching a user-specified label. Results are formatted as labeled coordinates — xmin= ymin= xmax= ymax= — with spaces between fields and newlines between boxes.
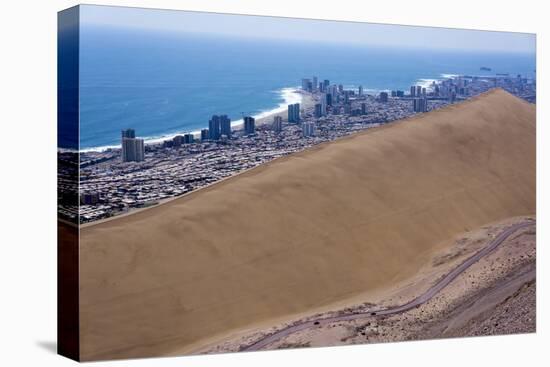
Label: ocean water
xmin=78 ymin=26 xmax=536 ymax=150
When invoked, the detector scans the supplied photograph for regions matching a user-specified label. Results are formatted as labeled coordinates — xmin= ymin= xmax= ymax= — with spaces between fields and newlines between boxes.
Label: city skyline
xmin=76 ymin=12 xmax=536 ymax=151
xmin=73 ymin=73 xmax=536 ymax=223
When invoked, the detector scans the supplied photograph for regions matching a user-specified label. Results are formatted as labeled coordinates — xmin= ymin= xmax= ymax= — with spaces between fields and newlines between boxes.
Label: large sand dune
xmin=79 ymin=89 xmax=535 ymax=360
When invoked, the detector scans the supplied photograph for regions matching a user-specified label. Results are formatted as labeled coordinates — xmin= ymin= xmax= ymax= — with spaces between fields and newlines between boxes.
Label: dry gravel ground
xmin=203 ymin=217 xmax=535 ymax=352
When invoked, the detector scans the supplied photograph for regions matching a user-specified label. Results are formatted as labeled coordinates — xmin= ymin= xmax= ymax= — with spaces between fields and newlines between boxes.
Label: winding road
xmin=242 ymin=220 xmax=535 ymax=351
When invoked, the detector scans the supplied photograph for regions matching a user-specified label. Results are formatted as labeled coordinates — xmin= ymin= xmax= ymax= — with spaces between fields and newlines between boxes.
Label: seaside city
xmin=58 ymin=73 xmax=536 ymax=223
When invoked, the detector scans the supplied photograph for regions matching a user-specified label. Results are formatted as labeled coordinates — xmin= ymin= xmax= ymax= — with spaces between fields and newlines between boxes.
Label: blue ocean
xmin=79 ymin=26 xmax=536 ymax=150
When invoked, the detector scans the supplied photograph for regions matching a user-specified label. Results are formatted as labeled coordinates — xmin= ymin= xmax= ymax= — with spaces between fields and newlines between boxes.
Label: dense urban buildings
xmin=65 ymin=73 xmax=535 ymax=223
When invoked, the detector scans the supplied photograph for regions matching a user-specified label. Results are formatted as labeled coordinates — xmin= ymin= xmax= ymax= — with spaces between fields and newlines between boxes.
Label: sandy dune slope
xmin=79 ymin=89 xmax=535 ymax=360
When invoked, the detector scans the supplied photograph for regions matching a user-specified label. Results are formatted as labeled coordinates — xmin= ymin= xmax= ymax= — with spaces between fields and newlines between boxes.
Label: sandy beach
xmin=230 ymin=89 xmax=317 ymax=130
xmin=78 ymin=89 xmax=535 ymax=361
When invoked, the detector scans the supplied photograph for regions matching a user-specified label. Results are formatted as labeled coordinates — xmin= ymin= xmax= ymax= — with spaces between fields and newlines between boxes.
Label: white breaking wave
xmin=228 ymin=87 xmax=302 ymax=129
xmin=80 ymin=86 xmax=303 ymax=152
xmin=80 ymin=143 xmax=120 ymax=153
xmin=440 ymin=73 xmax=460 ymax=79
xmin=415 ymin=78 xmax=438 ymax=91
xmin=410 ymin=73 xmax=462 ymax=93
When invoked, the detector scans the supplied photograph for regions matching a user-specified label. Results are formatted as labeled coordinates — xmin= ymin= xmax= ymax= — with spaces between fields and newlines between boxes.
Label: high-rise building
xmin=201 ymin=129 xmax=209 ymax=141
xmin=121 ymin=129 xmax=144 ymax=162
xmin=183 ymin=133 xmax=194 ymax=144
xmin=330 ymin=85 xmax=338 ymax=98
xmin=172 ymin=135 xmax=184 ymax=147
xmin=301 ymin=78 xmax=312 ymax=92
xmin=323 ymin=81 xmax=330 ymax=92
xmin=312 ymin=76 xmax=318 ymax=91
xmin=422 ymin=88 xmax=427 ymax=97
xmin=410 ymin=86 xmax=416 ymax=97
xmin=338 ymin=84 xmax=344 ymax=93
xmin=320 ymin=94 xmax=327 ymax=116
xmin=343 ymin=104 xmax=352 ymax=114
xmin=272 ymin=116 xmax=283 ymax=133
xmin=244 ymin=116 xmax=255 ymax=135
xmin=314 ymin=103 xmax=323 ymax=118
xmin=135 ymin=138 xmax=144 ymax=161
xmin=287 ymin=104 xmax=293 ymax=122
xmin=358 ymin=85 xmax=363 ymax=96
xmin=208 ymin=115 xmax=221 ymax=140
xmin=302 ymin=122 xmax=315 ymax=137
xmin=121 ymin=129 xmax=136 ymax=139
xmin=416 ymin=85 xmax=422 ymax=97
xmin=344 ymin=91 xmax=350 ymax=104
xmin=413 ymin=97 xmax=428 ymax=112
xmin=326 ymin=93 xmax=333 ymax=106
xmin=379 ymin=92 xmax=389 ymax=103
xmin=361 ymin=102 xmax=367 ymax=115
xmin=122 ymin=137 xmax=144 ymax=162
xmin=220 ymin=114 xmax=232 ymax=138
xmin=288 ymin=103 xmax=300 ymax=123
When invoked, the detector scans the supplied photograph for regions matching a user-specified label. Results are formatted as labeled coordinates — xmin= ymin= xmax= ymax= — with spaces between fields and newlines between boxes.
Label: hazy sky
xmin=79 ymin=5 xmax=535 ymax=53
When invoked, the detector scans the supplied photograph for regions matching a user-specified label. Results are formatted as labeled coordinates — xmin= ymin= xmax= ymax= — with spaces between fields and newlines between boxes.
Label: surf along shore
xmin=82 ymin=88 xmax=316 ymax=152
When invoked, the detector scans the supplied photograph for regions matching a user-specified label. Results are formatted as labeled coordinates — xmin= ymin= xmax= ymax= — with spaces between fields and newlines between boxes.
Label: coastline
xmin=225 ymin=88 xmax=316 ymax=131
xmin=80 ymin=88 xmax=316 ymax=152
xmin=77 ymin=72 xmax=507 ymax=153
xmin=79 ymin=88 xmax=525 ymax=228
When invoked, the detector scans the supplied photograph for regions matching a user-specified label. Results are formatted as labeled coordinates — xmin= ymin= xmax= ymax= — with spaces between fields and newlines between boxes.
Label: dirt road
xmin=243 ymin=220 xmax=535 ymax=351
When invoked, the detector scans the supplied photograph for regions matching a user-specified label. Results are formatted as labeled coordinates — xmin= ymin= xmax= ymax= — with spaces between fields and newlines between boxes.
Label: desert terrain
xmin=79 ymin=89 xmax=535 ymax=360
xmin=207 ymin=216 xmax=535 ymax=352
